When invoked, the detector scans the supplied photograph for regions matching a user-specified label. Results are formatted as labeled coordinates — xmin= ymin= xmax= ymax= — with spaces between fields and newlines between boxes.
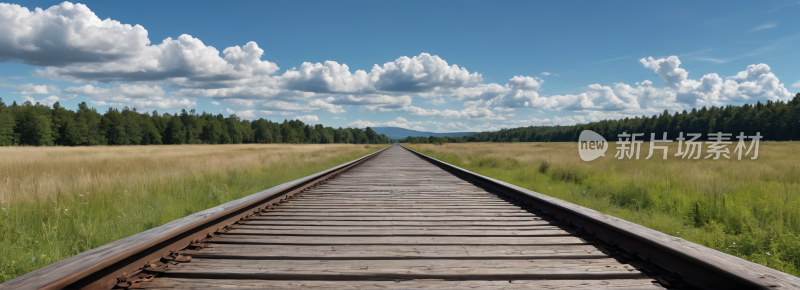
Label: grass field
xmin=0 ymin=144 xmax=382 ymax=282
xmin=406 ymin=142 xmax=800 ymax=277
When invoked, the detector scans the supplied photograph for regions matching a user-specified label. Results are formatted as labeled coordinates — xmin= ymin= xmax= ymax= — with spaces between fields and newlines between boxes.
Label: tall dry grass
xmin=0 ymin=144 xmax=381 ymax=282
xmin=408 ymin=142 xmax=800 ymax=277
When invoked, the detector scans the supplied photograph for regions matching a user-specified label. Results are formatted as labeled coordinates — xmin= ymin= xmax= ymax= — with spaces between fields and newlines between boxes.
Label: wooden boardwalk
xmin=137 ymin=146 xmax=664 ymax=289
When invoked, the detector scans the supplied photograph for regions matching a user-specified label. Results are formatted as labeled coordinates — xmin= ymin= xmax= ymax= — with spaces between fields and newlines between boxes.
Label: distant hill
xmin=371 ymin=127 xmax=478 ymax=139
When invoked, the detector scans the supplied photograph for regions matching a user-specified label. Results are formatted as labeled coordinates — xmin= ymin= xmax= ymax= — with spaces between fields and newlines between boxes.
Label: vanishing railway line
xmin=2 ymin=145 xmax=799 ymax=289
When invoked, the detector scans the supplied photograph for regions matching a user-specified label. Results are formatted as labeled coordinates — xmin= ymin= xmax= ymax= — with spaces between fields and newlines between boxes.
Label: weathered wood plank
xmin=161 ymin=258 xmax=649 ymax=280
xmin=235 ymin=225 xmax=562 ymax=230
xmin=267 ymin=208 xmax=530 ymax=213
xmin=210 ymin=235 xmax=595 ymax=245
xmin=258 ymin=212 xmax=536 ymax=217
xmin=249 ymin=215 xmax=541 ymax=221
xmin=222 ymin=228 xmax=578 ymax=236
xmin=181 ymin=244 xmax=608 ymax=259
xmin=242 ymin=220 xmax=556 ymax=226
xmin=135 ymin=278 xmax=665 ymax=289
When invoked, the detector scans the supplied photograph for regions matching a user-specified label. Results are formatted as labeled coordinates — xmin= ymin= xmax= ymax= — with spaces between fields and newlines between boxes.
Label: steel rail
xmin=0 ymin=145 xmax=392 ymax=290
xmin=399 ymin=144 xmax=800 ymax=290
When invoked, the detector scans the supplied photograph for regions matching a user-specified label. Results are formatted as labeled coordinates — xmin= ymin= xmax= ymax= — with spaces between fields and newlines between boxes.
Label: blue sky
xmin=1 ymin=1 xmax=799 ymax=132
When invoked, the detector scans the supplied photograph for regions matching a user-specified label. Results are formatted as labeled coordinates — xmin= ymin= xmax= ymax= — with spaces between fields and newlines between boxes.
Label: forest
xmin=401 ymin=93 xmax=800 ymax=144
xmin=0 ymin=99 xmax=391 ymax=146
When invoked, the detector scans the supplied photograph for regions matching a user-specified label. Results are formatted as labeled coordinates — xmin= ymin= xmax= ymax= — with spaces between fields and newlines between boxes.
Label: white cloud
xmin=792 ymin=80 xmax=800 ymax=88
xmin=21 ymin=95 xmax=60 ymax=107
xmin=3 ymin=2 xmax=278 ymax=84
xmin=65 ymin=84 xmax=165 ymax=99
xmin=541 ymin=72 xmax=551 ymax=76
xmin=227 ymin=98 xmax=255 ymax=107
xmin=404 ymin=105 xmax=508 ymax=121
xmin=276 ymin=53 xmax=481 ymax=94
xmin=293 ymin=115 xmax=319 ymax=124
xmin=347 ymin=117 xmax=425 ymax=131
xmin=38 ymin=36 xmax=279 ymax=84
xmin=640 ymin=56 xmax=791 ymax=105
xmin=425 ymin=97 xmax=446 ymax=105
xmin=14 ymin=84 xmax=60 ymax=95
xmin=307 ymin=99 xmax=345 ymax=113
xmin=65 ymin=84 xmax=196 ymax=109
xmin=0 ymin=2 xmax=148 ymax=66
xmin=332 ymin=116 xmax=346 ymax=120
xmin=225 ymin=108 xmax=256 ymax=119
xmin=260 ymin=99 xmax=345 ymax=113
xmin=211 ymin=101 xmax=220 ymax=106
xmin=328 ymin=94 xmax=412 ymax=112
xmin=748 ymin=21 xmax=777 ymax=32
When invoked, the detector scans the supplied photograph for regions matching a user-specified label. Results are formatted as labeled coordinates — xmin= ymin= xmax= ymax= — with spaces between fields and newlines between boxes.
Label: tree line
xmin=0 ymin=99 xmax=391 ymax=146
xmin=400 ymin=93 xmax=800 ymax=143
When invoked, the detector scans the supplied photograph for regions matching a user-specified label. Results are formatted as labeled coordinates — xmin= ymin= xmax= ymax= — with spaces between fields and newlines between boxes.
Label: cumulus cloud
xmin=22 ymin=95 xmax=61 ymax=107
xmin=226 ymin=98 xmax=256 ymax=107
xmin=2 ymin=2 xmax=277 ymax=84
xmin=65 ymin=84 xmax=165 ymax=99
xmin=276 ymin=53 xmax=481 ymax=94
xmin=792 ymin=80 xmax=800 ymax=88
xmin=404 ymin=105 xmax=508 ymax=120
xmin=347 ymin=117 xmax=477 ymax=133
xmin=0 ymin=2 xmax=149 ymax=66
xmin=327 ymin=94 xmax=413 ymax=112
xmin=211 ymin=101 xmax=220 ymax=106
xmin=14 ymin=83 xmax=60 ymax=95
xmin=639 ymin=56 xmax=791 ymax=105
xmin=38 ymin=36 xmax=279 ymax=84
xmin=225 ymin=108 xmax=256 ymax=119
xmin=293 ymin=115 xmax=319 ymax=124
xmin=65 ymin=84 xmax=196 ymax=109
xmin=259 ymin=99 xmax=345 ymax=113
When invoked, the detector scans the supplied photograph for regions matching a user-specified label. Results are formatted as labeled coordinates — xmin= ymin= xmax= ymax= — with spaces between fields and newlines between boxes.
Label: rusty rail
xmin=0 ymin=145 xmax=391 ymax=290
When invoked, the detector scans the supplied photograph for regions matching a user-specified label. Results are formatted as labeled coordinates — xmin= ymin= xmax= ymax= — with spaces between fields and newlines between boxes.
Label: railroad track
xmin=3 ymin=144 xmax=799 ymax=289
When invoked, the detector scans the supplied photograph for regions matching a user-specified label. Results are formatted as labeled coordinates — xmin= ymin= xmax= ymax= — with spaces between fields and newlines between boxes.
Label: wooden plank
xmin=235 ymin=225 xmax=562 ymax=230
xmin=210 ymin=235 xmax=595 ymax=245
xmin=161 ymin=258 xmax=649 ymax=280
xmin=135 ymin=278 xmax=665 ymax=289
xmin=258 ymin=212 xmax=536 ymax=217
xmin=267 ymin=208 xmax=530 ymax=213
xmin=275 ymin=205 xmax=524 ymax=209
xmin=284 ymin=201 xmax=513 ymax=205
xmin=181 ymin=244 xmax=609 ymax=259
xmin=242 ymin=220 xmax=556 ymax=226
xmin=249 ymin=216 xmax=541 ymax=221
xmin=222 ymin=228 xmax=578 ymax=236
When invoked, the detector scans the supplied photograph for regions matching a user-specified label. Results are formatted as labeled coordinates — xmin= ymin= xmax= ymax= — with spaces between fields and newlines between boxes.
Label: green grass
xmin=407 ymin=142 xmax=800 ymax=277
xmin=0 ymin=145 xmax=381 ymax=282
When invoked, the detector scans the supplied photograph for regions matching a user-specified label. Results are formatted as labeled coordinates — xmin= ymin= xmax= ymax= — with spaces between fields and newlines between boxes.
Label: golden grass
xmin=0 ymin=144 xmax=382 ymax=282
xmin=0 ymin=144 xmax=369 ymax=204
xmin=407 ymin=142 xmax=800 ymax=276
